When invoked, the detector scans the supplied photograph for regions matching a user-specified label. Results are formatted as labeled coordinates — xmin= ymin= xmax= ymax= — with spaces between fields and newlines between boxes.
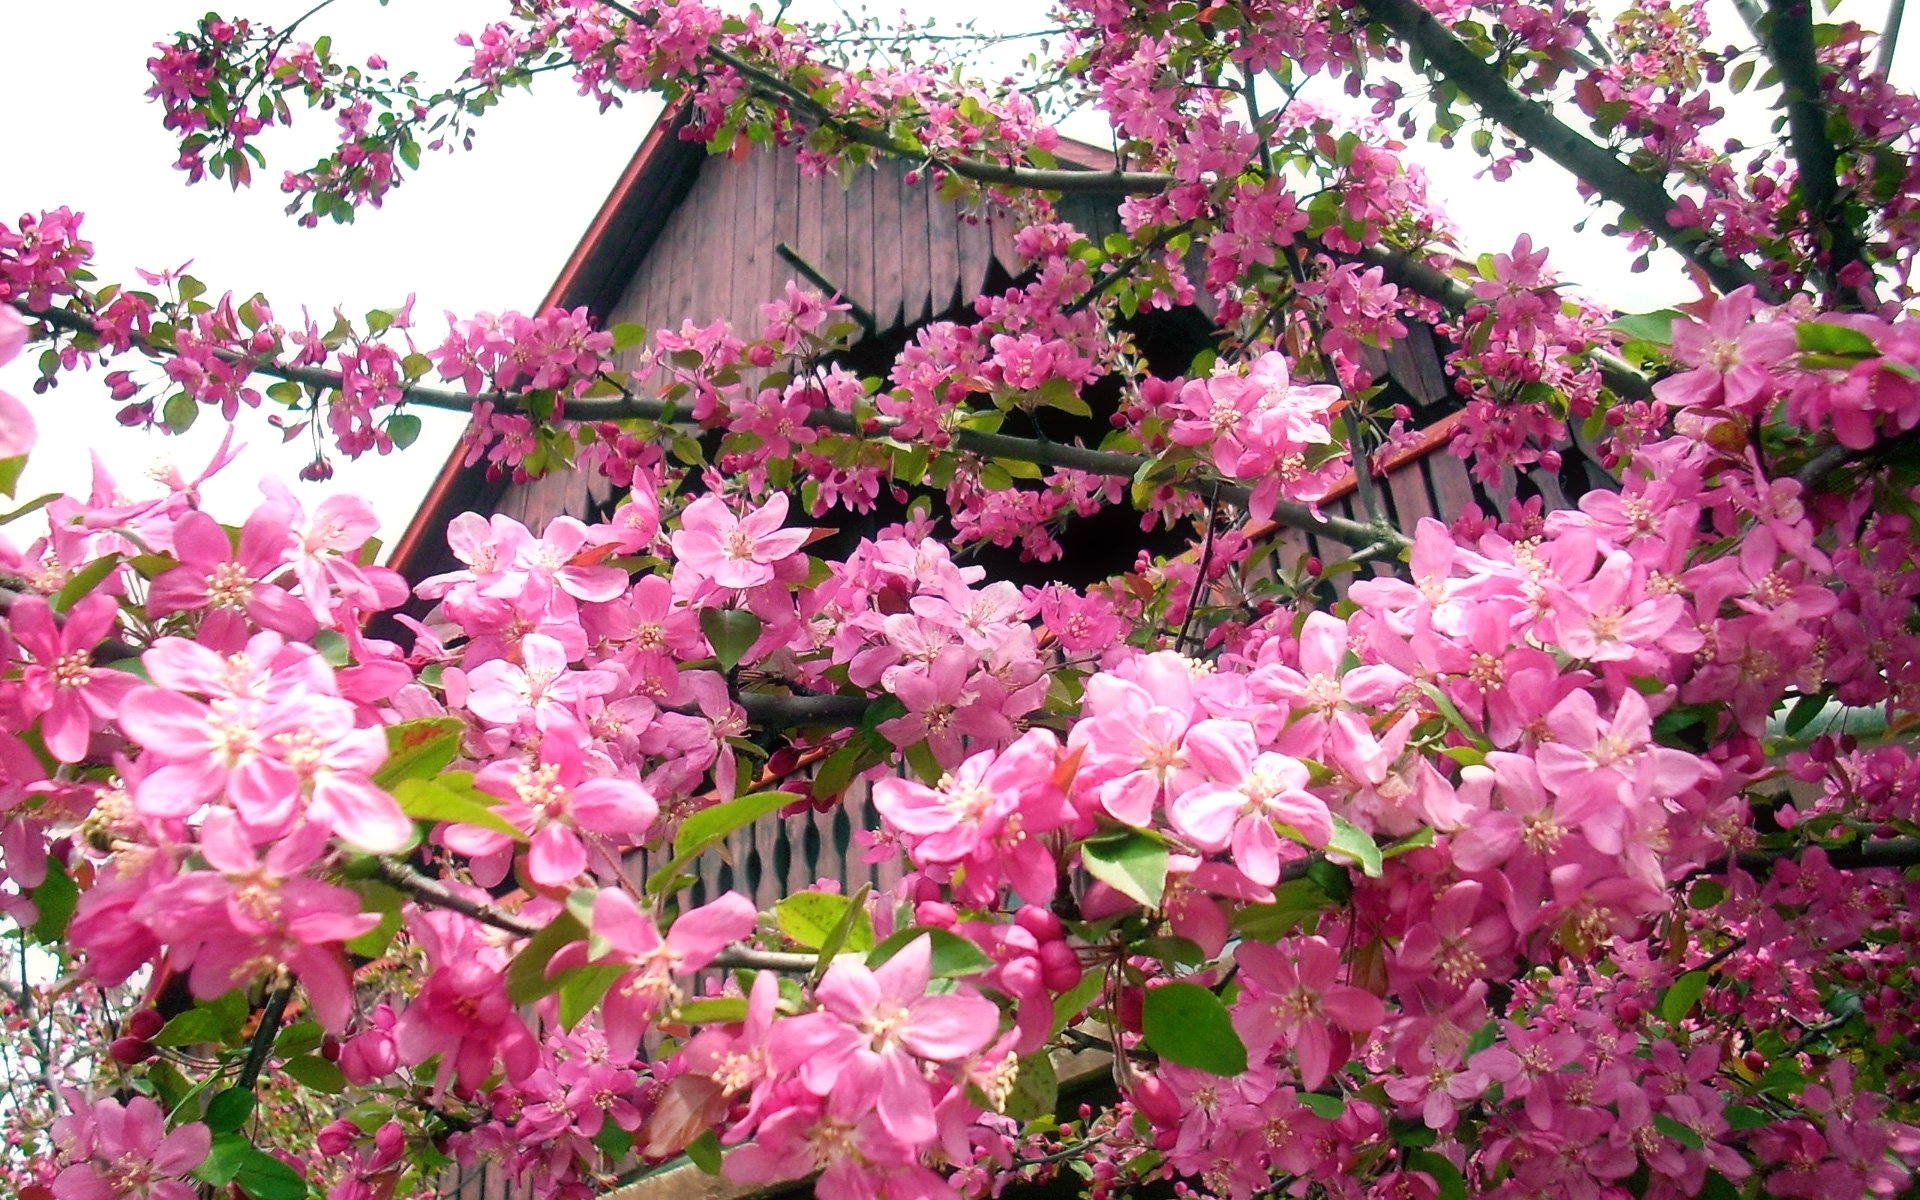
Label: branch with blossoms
xmin=13 ymin=273 xmax=1400 ymax=553
xmin=10 ymin=2 xmax=1920 ymax=1198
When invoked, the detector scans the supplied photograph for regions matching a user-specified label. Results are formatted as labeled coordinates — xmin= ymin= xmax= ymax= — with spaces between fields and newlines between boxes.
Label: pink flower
xmin=1233 ymin=935 xmax=1383 ymax=1090
xmin=582 ymin=890 xmax=757 ymax=1059
xmin=148 ymin=507 xmax=316 ymax=646
xmin=134 ymin=813 xmax=377 ymax=1030
xmin=873 ymin=728 xmax=1074 ymax=904
xmin=669 ymin=492 xmax=812 ymax=591
xmin=1169 ymin=720 xmax=1331 ymax=886
xmin=773 ymin=934 xmax=1001 ymax=1145
xmin=449 ymin=732 xmax=657 ymax=887
xmin=10 ymin=593 xmax=138 ymax=763
xmin=51 ymin=1095 xmax=210 ymax=1200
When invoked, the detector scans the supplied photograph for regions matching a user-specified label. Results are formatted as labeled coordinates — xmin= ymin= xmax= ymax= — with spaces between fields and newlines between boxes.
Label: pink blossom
xmin=9 ymin=593 xmax=138 ymax=763
xmin=670 ymin=492 xmax=812 ymax=591
xmin=774 ymin=934 xmax=1001 ymax=1145
xmin=51 ymin=1095 xmax=210 ymax=1200
xmin=1233 ymin=935 xmax=1383 ymax=1090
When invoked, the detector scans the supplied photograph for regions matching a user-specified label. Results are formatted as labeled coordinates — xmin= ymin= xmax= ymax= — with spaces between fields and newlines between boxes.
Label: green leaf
xmin=866 ymin=927 xmax=995 ymax=978
xmin=1782 ymin=692 xmax=1829 ymax=738
xmin=1404 ymin=1150 xmax=1467 ymax=1200
xmin=674 ymin=790 xmax=792 ymax=860
xmin=29 ymin=856 xmax=78 ymax=942
xmin=1383 ymin=827 xmax=1436 ymax=860
xmin=814 ymin=882 xmax=873 ymax=969
xmin=53 ymin=552 xmax=123 ymax=614
xmin=1231 ymin=877 xmax=1335 ymax=941
xmin=373 ymin=717 xmax=466 ymax=789
xmin=558 ymin=964 xmax=628 ymax=1030
xmin=282 ymin=1054 xmax=347 ymax=1093
xmin=505 ymin=912 xmax=588 ymax=1004
xmin=903 ymin=739 xmax=942 ymax=784
xmin=685 ymin=1129 xmax=723 ymax=1175
xmin=648 ymin=788 xmax=795 ymax=894
xmin=1081 ymin=831 xmax=1169 ymax=908
xmin=1299 ymin=1092 xmax=1346 ymax=1119
xmin=1661 ymin=969 xmax=1709 ymax=1024
xmin=390 ymin=775 xmax=523 ymax=840
xmin=1002 ymin=1051 xmax=1058 ymax=1121
xmin=1325 ymin=816 xmax=1384 ymax=878
xmin=0 ymin=455 xmax=25 ymax=499
xmin=979 ymin=462 xmax=1015 ymax=491
xmin=1607 ymin=309 xmax=1680 ymax=346
xmin=195 ymin=1135 xmax=251 ymax=1186
xmin=1051 ymin=966 xmax=1108 ymax=1035
xmin=344 ymin=880 xmax=403 ymax=958
xmin=1653 ymin=1113 xmax=1705 ymax=1149
xmin=674 ymin=997 xmax=750 ymax=1025
xmin=701 ymin=608 xmax=762 ymax=672
xmin=272 ymin=1021 xmax=323 ymax=1059
xmin=1688 ymin=880 xmax=1727 ymax=910
xmin=1724 ymin=1103 xmax=1770 ymax=1130
xmin=154 ymin=1007 xmax=224 ymax=1047
xmin=776 ymin=891 xmax=873 ymax=952
xmin=1141 ymin=982 xmax=1247 ymax=1076
xmin=160 ymin=390 xmax=199 ymax=433
xmin=0 ymin=491 xmax=59 ymax=525
xmin=385 ymin=412 xmax=422 ymax=450
xmin=1729 ymin=58 xmax=1756 ymax=92
xmin=204 ymin=1088 xmax=255 ymax=1133
xmin=1796 ymin=321 xmax=1879 ymax=357
xmin=611 ymin=322 xmax=648 ymax=352
xmin=1698 ymin=1170 xmax=1741 ymax=1200
xmin=234 ymin=1148 xmax=308 ymax=1200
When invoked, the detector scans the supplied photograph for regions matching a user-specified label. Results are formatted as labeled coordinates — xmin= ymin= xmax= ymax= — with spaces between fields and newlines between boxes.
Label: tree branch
xmin=1730 ymin=836 xmax=1920 ymax=875
xmin=236 ymin=985 xmax=293 ymax=1091
xmin=708 ymin=46 xmax=1173 ymax=197
xmin=1358 ymin=0 xmax=1778 ymax=300
xmin=23 ymin=301 xmax=1399 ymax=549
xmin=374 ymin=859 xmax=540 ymax=938
xmin=736 ymin=692 xmax=872 ymax=728
xmin=1763 ymin=0 xmax=1876 ymax=307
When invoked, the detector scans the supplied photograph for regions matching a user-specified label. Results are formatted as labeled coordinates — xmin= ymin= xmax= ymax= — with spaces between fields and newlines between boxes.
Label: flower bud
xmin=127 ymin=1008 xmax=165 ymax=1041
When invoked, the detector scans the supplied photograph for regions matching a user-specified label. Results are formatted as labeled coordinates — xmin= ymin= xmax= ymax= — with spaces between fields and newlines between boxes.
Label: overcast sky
xmin=0 ymin=0 xmax=1910 ymax=550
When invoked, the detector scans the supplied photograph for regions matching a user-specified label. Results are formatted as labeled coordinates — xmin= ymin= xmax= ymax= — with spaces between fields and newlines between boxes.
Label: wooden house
xmin=388 ymin=103 xmax=1596 ymax=914
xmin=398 ymin=105 xmax=1601 ymax=1200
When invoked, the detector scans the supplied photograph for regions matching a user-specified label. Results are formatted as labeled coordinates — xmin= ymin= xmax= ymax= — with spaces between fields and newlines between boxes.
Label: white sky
xmin=0 ymin=0 xmax=1911 ymax=548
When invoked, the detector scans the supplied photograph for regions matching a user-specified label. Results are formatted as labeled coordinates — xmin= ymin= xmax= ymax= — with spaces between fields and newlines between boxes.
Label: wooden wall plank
xmin=1385 ymin=459 xmax=1435 ymax=530
xmin=956 ymin=204 xmax=995 ymax=311
xmin=741 ymin=149 xmax=776 ymax=331
xmin=927 ymin=179 xmax=962 ymax=319
xmin=871 ymin=161 xmax=904 ymax=332
xmin=795 ymin=162 xmax=824 ymax=303
xmin=769 ymin=149 xmax=799 ymax=307
xmin=844 ymin=164 xmax=875 ymax=335
xmin=898 ymin=168 xmax=932 ymax=326
xmin=988 ymin=203 xmax=1022 ymax=280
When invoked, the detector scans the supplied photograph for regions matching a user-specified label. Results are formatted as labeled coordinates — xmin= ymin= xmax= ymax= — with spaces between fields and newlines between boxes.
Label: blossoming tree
xmin=5 ymin=1 xmax=1920 ymax=1198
